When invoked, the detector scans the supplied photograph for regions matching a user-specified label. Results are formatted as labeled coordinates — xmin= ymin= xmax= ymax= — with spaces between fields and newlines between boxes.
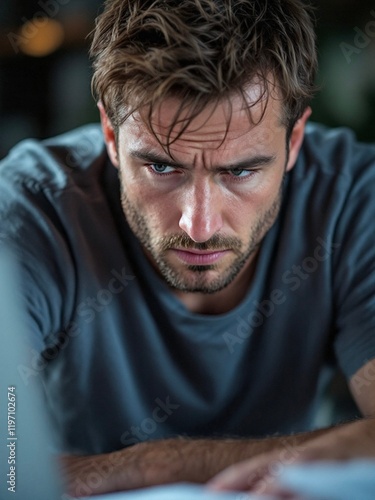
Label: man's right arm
xmin=58 ymin=427 xmax=335 ymax=497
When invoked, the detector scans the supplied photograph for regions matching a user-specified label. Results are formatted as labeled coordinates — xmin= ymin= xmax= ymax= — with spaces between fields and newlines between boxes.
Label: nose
xmin=178 ymin=177 xmax=224 ymax=243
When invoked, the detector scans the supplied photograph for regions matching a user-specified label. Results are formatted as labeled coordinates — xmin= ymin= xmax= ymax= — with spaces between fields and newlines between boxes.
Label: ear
xmin=98 ymin=101 xmax=119 ymax=168
xmin=285 ymin=107 xmax=312 ymax=172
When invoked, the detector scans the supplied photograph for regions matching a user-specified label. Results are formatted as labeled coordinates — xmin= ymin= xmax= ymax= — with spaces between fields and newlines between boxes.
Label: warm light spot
xmin=19 ymin=18 xmax=64 ymax=57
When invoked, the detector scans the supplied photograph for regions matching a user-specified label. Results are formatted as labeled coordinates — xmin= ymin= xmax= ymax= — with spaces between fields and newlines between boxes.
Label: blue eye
xmin=149 ymin=164 xmax=176 ymax=174
xmin=229 ymin=169 xmax=254 ymax=178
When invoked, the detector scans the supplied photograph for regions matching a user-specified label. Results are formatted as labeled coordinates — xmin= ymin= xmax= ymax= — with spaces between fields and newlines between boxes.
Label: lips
xmin=171 ymin=249 xmax=229 ymax=265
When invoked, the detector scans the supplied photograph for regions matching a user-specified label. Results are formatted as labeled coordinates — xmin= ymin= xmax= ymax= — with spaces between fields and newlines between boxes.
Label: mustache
xmin=159 ymin=234 xmax=242 ymax=253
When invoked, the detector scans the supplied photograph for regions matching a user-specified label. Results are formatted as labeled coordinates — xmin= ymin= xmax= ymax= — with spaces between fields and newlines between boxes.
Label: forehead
xmin=120 ymin=86 xmax=285 ymax=154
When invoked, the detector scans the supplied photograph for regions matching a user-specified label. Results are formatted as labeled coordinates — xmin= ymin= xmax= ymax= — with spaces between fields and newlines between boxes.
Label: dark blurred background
xmin=0 ymin=0 xmax=374 ymax=159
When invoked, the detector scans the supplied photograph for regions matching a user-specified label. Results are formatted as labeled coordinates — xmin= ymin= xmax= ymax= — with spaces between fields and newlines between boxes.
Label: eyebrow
xmin=129 ymin=149 xmax=182 ymax=168
xmin=128 ymin=148 xmax=277 ymax=170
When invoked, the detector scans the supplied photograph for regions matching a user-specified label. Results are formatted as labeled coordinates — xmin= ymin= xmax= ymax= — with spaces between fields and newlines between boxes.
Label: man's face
xmin=103 ymin=89 xmax=305 ymax=294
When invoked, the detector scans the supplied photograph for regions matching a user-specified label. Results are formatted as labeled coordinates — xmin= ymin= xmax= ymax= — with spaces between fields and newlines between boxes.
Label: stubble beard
xmin=119 ymin=181 xmax=283 ymax=294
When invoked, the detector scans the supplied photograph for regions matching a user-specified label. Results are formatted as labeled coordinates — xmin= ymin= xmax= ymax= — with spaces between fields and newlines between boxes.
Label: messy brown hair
xmin=90 ymin=0 xmax=317 ymax=144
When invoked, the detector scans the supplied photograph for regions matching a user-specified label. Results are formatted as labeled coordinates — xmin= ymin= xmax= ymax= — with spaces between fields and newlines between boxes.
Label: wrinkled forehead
xmin=124 ymin=83 xmax=285 ymax=149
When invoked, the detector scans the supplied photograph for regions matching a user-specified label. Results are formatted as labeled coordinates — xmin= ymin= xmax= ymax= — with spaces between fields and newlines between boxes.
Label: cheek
xmin=229 ymin=175 xmax=282 ymax=212
xmin=226 ymin=175 xmax=283 ymax=231
xmin=133 ymin=186 xmax=181 ymax=231
xmin=250 ymin=170 xmax=284 ymax=204
xmin=155 ymin=195 xmax=181 ymax=230
xmin=120 ymin=168 xmax=180 ymax=228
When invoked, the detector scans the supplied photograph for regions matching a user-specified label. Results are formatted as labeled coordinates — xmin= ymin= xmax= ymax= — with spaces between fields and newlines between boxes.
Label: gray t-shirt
xmin=1 ymin=123 xmax=375 ymax=455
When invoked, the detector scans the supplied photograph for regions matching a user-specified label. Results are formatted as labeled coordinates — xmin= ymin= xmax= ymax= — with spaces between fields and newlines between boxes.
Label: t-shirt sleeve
xmin=0 ymin=151 xmax=76 ymax=354
xmin=333 ymin=143 xmax=375 ymax=379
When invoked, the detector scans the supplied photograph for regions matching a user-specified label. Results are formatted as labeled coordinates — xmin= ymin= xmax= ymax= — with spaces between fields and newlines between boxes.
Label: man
xmin=1 ymin=0 xmax=375 ymax=496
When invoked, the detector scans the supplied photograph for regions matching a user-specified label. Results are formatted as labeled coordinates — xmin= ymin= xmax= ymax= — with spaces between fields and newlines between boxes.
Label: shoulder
xmin=0 ymin=123 xmax=110 ymax=252
xmin=285 ymin=123 xmax=375 ymax=227
xmin=297 ymin=122 xmax=375 ymax=183
xmin=0 ymin=123 xmax=106 ymax=194
xmin=278 ymin=124 xmax=375 ymax=275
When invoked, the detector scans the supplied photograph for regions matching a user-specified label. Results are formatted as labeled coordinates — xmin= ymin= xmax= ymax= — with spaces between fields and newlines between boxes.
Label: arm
xmin=208 ymin=359 xmax=375 ymax=492
xmin=60 ymin=361 xmax=375 ymax=497
xmin=60 ymin=425 xmax=343 ymax=497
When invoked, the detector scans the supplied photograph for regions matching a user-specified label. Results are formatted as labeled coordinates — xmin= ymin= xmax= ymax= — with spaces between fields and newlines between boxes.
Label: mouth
xmin=171 ymin=248 xmax=230 ymax=265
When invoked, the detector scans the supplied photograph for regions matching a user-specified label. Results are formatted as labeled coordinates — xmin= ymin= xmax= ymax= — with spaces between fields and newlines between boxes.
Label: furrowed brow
xmin=129 ymin=148 xmax=276 ymax=170
xmin=218 ymin=154 xmax=277 ymax=171
xmin=128 ymin=149 xmax=179 ymax=167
